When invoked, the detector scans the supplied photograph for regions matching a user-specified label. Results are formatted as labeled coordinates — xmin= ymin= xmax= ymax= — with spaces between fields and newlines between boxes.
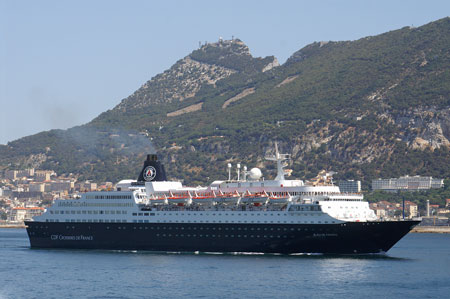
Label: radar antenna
xmin=265 ymin=142 xmax=290 ymax=181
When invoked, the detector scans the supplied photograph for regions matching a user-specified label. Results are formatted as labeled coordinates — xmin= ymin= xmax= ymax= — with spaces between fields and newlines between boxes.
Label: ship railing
xmin=150 ymin=203 xmax=289 ymax=212
xmin=337 ymin=192 xmax=364 ymax=196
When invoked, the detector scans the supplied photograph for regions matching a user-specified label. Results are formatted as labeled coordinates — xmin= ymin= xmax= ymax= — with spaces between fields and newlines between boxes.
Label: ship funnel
xmin=137 ymin=154 xmax=167 ymax=183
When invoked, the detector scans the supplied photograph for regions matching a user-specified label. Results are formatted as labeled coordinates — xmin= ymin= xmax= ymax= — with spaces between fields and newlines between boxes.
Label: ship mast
xmin=265 ymin=142 xmax=290 ymax=181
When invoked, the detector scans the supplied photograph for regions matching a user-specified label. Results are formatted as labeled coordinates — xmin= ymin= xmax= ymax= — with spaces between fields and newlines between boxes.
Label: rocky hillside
xmin=114 ymin=39 xmax=277 ymax=110
xmin=1 ymin=18 xmax=449 ymax=188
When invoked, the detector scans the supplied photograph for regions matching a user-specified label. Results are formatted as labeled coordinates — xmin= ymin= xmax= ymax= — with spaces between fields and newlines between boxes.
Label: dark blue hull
xmin=25 ymin=220 xmax=419 ymax=254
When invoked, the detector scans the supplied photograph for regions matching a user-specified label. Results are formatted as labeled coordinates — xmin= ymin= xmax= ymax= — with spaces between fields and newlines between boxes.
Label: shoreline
xmin=0 ymin=224 xmax=26 ymax=229
xmin=411 ymin=226 xmax=450 ymax=234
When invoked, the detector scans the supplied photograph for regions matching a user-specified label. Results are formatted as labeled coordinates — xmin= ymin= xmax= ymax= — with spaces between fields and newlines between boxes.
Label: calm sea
xmin=0 ymin=229 xmax=449 ymax=299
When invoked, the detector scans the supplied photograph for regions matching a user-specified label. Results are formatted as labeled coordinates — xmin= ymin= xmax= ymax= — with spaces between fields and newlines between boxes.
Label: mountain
xmin=1 ymin=18 xmax=449 ymax=188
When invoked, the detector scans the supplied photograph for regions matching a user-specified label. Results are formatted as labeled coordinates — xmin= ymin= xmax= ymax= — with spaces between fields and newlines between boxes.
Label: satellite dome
xmin=249 ymin=168 xmax=262 ymax=180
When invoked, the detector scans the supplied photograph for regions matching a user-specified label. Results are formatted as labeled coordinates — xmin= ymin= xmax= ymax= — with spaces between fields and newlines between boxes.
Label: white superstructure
xmin=35 ymin=144 xmax=376 ymax=226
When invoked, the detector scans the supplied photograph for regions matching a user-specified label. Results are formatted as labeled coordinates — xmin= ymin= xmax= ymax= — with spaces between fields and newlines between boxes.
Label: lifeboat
xmin=149 ymin=195 xmax=168 ymax=205
xmin=166 ymin=191 xmax=191 ymax=205
xmin=268 ymin=193 xmax=292 ymax=204
xmin=167 ymin=196 xmax=191 ymax=204
xmin=191 ymin=191 xmax=215 ymax=205
xmin=214 ymin=191 xmax=240 ymax=204
xmin=241 ymin=191 xmax=269 ymax=204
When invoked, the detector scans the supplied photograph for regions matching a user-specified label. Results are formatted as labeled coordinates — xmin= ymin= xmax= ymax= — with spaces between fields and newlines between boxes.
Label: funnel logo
xmin=143 ymin=166 xmax=157 ymax=181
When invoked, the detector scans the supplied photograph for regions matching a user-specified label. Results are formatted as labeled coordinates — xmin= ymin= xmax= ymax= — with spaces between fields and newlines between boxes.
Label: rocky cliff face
xmin=115 ymin=57 xmax=236 ymax=110
xmin=115 ymin=38 xmax=279 ymax=111
xmin=394 ymin=107 xmax=450 ymax=150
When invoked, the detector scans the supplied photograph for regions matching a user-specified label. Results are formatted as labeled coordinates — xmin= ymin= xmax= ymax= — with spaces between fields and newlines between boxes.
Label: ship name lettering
xmin=53 ymin=235 xmax=94 ymax=241
xmin=313 ymin=233 xmax=338 ymax=237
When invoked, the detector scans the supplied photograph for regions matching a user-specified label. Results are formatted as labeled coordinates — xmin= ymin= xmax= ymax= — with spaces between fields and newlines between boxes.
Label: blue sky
xmin=1 ymin=0 xmax=449 ymax=144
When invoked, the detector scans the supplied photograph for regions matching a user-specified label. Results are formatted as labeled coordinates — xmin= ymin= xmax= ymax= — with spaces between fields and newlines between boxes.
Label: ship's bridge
xmin=300 ymin=185 xmax=341 ymax=193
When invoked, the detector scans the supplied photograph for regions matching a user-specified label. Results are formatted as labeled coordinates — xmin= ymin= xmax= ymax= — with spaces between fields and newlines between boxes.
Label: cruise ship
xmin=25 ymin=145 xmax=419 ymax=254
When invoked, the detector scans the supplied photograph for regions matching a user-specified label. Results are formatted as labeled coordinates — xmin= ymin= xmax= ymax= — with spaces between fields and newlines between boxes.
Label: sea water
xmin=1 ymin=229 xmax=449 ymax=299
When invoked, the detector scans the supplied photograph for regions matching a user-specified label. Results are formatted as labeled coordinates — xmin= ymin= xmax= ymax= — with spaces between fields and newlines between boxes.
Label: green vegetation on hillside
xmin=1 ymin=18 xmax=449 ymax=186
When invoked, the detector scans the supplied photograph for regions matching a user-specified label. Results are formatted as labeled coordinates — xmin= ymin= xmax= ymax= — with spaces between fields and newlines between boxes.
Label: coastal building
xmin=5 ymin=169 xmax=54 ymax=181
xmin=404 ymin=201 xmax=418 ymax=218
xmin=17 ymin=169 xmax=35 ymax=178
xmin=8 ymin=207 xmax=45 ymax=222
xmin=5 ymin=170 xmax=18 ymax=181
xmin=1 ymin=186 xmax=12 ymax=197
xmin=12 ymin=191 xmax=43 ymax=199
xmin=429 ymin=204 xmax=440 ymax=215
xmin=35 ymin=171 xmax=53 ymax=182
xmin=372 ymin=176 xmax=444 ymax=191
xmin=29 ymin=183 xmax=46 ymax=193
xmin=338 ymin=180 xmax=361 ymax=193
xmin=50 ymin=180 xmax=75 ymax=192
xmin=369 ymin=205 xmax=387 ymax=219
xmin=76 ymin=181 xmax=97 ymax=192
xmin=437 ymin=208 xmax=450 ymax=217
xmin=370 ymin=201 xmax=417 ymax=219
xmin=41 ymin=193 xmax=55 ymax=205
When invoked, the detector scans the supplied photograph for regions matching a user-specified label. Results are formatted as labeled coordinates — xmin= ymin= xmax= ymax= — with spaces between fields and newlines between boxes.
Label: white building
xmin=50 ymin=181 xmax=75 ymax=192
xmin=29 ymin=183 xmax=46 ymax=193
xmin=17 ymin=168 xmax=35 ymax=178
xmin=372 ymin=176 xmax=444 ymax=191
xmin=339 ymin=180 xmax=361 ymax=193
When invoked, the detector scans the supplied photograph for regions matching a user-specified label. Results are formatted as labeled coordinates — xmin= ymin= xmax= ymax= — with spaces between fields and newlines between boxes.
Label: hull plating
xmin=25 ymin=220 xmax=419 ymax=254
